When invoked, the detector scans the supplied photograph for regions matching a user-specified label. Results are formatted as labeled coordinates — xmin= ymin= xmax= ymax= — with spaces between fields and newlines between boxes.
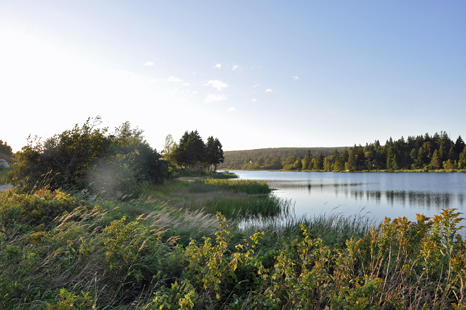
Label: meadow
xmin=0 ymin=173 xmax=465 ymax=309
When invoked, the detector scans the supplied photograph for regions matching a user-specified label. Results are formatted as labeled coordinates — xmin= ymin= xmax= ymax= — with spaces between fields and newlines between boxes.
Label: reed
xmin=177 ymin=194 xmax=289 ymax=219
xmin=203 ymin=179 xmax=271 ymax=194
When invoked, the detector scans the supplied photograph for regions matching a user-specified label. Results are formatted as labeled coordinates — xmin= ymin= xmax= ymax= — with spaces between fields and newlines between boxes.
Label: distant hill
xmin=219 ymin=146 xmax=347 ymax=170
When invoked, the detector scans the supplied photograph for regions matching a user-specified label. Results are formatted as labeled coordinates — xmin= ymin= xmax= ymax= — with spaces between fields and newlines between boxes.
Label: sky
xmin=1 ymin=1 xmax=465 ymax=152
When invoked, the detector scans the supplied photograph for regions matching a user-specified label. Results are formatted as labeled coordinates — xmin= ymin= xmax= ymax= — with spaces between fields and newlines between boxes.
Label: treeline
xmin=221 ymin=132 xmax=466 ymax=171
xmin=219 ymin=147 xmax=345 ymax=170
xmin=162 ymin=131 xmax=224 ymax=171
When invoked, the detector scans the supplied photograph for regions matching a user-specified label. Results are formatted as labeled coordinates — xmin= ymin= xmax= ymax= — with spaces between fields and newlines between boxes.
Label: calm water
xmin=226 ymin=170 xmax=466 ymax=227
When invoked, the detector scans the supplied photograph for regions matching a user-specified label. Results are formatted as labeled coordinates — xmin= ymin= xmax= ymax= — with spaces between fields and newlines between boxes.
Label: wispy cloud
xmin=166 ymin=76 xmax=183 ymax=82
xmin=143 ymin=61 xmax=154 ymax=66
xmin=183 ymin=82 xmax=190 ymax=86
xmin=227 ymin=107 xmax=237 ymax=112
xmin=265 ymin=89 xmax=273 ymax=93
xmin=232 ymin=65 xmax=239 ymax=71
xmin=251 ymin=98 xmax=257 ymax=102
xmin=214 ymin=63 xmax=221 ymax=69
xmin=329 ymin=108 xmax=343 ymax=114
xmin=253 ymin=84 xmax=260 ymax=88
xmin=205 ymin=80 xmax=227 ymax=91
xmin=191 ymin=91 xmax=198 ymax=95
xmin=205 ymin=94 xmax=227 ymax=103
xmin=291 ymin=76 xmax=299 ymax=80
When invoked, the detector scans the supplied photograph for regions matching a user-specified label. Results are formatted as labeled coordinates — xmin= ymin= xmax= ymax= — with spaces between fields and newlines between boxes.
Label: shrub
xmin=0 ymin=189 xmax=80 ymax=230
xmin=6 ymin=117 xmax=169 ymax=196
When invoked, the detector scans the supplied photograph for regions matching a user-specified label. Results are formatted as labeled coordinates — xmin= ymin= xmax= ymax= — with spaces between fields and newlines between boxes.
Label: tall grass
xmin=241 ymin=208 xmax=374 ymax=248
xmin=203 ymin=179 xmax=271 ymax=194
xmin=178 ymin=194 xmax=290 ymax=219
xmin=2 ymin=186 xmax=466 ymax=309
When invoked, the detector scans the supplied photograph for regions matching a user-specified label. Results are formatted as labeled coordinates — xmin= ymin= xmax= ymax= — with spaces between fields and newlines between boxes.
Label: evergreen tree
xmin=271 ymin=156 xmax=282 ymax=169
xmin=205 ymin=136 xmax=216 ymax=171
xmin=332 ymin=149 xmax=343 ymax=171
xmin=455 ymin=136 xmax=465 ymax=155
xmin=346 ymin=149 xmax=356 ymax=171
xmin=174 ymin=131 xmax=191 ymax=169
xmin=323 ymin=157 xmax=332 ymax=171
xmin=430 ymin=150 xmax=441 ymax=170
xmin=303 ymin=150 xmax=312 ymax=170
xmin=459 ymin=148 xmax=466 ymax=169
xmin=293 ymin=156 xmax=303 ymax=170
xmin=211 ymin=138 xmax=224 ymax=171
xmin=313 ymin=153 xmax=324 ymax=170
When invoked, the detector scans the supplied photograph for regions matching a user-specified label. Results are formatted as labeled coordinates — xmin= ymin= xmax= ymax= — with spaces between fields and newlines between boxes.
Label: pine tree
xmin=430 ymin=150 xmax=441 ymax=170
xmin=303 ymin=150 xmax=312 ymax=170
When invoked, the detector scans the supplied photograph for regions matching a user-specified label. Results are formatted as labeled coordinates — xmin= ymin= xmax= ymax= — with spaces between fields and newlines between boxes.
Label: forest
xmin=219 ymin=132 xmax=466 ymax=172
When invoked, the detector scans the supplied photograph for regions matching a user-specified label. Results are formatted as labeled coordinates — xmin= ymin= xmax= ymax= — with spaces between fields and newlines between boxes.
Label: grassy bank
xmin=1 ymin=175 xmax=466 ymax=309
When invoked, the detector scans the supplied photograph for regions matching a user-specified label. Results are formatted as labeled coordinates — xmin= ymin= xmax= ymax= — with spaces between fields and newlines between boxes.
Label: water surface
xmin=226 ymin=170 xmax=466 ymax=227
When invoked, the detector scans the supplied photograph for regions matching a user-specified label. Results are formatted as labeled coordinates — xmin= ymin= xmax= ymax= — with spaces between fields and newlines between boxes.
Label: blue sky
xmin=1 ymin=1 xmax=465 ymax=152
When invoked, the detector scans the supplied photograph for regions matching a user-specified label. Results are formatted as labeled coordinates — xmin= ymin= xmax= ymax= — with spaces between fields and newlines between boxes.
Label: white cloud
xmin=265 ymin=89 xmax=273 ymax=93
xmin=205 ymin=94 xmax=227 ymax=103
xmin=251 ymin=98 xmax=257 ymax=102
xmin=183 ymin=82 xmax=190 ymax=86
xmin=329 ymin=108 xmax=343 ymax=114
xmin=205 ymin=80 xmax=227 ymax=91
xmin=191 ymin=91 xmax=198 ymax=95
xmin=143 ymin=61 xmax=154 ymax=66
xmin=227 ymin=107 xmax=237 ymax=112
xmin=214 ymin=63 xmax=221 ymax=68
xmin=291 ymin=76 xmax=299 ymax=80
xmin=253 ymin=84 xmax=260 ymax=88
xmin=167 ymin=76 xmax=183 ymax=82
xmin=232 ymin=65 xmax=239 ymax=71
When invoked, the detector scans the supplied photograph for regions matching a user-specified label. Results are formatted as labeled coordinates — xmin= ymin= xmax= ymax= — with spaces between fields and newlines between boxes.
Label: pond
xmin=225 ymin=170 xmax=466 ymax=228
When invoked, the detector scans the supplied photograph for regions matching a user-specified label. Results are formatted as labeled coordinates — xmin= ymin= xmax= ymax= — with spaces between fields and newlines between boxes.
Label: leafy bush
xmin=6 ymin=117 xmax=169 ymax=196
xmin=0 ymin=189 xmax=80 ymax=230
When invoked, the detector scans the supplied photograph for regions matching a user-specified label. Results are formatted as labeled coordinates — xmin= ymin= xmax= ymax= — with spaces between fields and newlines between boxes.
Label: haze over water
xmin=228 ymin=170 xmax=466 ymax=228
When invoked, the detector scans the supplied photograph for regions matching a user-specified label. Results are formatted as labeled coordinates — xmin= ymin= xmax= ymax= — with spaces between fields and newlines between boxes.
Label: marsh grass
xmin=240 ymin=207 xmax=374 ymax=248
xmin=176 ymin=192 xmax=288 ymax=219
xmin=203 ymin=179 xmax=271 ymax=194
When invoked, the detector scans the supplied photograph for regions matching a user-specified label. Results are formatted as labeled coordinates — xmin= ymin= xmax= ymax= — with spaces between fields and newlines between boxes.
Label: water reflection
xmin=228 ymin=170 xmax=466 ymax=230
xmin=267 ymin=179 xmax=466 ymax=210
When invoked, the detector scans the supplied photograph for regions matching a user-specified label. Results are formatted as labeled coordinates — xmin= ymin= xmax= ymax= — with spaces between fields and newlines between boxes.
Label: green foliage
xmin=0 ymin=189 xmax=80 ymax=229
xmin=0 ymin=167 xmax=12 ymax=184
xmin=181 ymin=195 xmax=289 ymax=219
xmin=0 ymin=140 xmax=14 ymax=163
xmin=2 ymin=181 xmax=466 ymax=309
xmin=149 ymin=280 xmax=196 ymax=310
xmin=203 ymin=179 xmax=270 ymax=194
xmin=161 ymin=134 xmax=178 ymax=166
xmin=221 ymin=131 xmax=466 ymax=173
xmin=173 ymin=131 xmax=224 ymax=171
xmin=46 ymin=288 xmax=95 ymax=310
xmin=6 ymin=117 xmax=169 ymax=196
